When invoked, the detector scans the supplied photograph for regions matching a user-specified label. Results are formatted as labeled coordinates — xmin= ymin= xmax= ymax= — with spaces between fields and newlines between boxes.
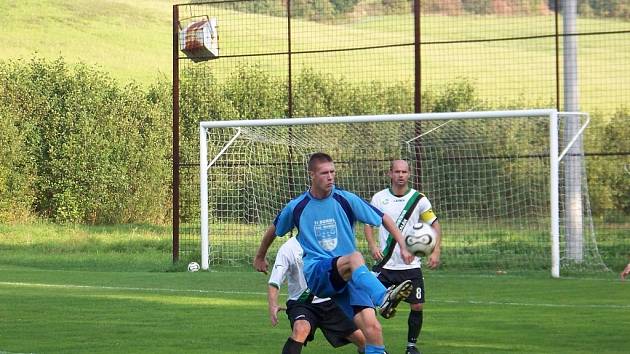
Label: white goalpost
xmin=198 ymin=109 xmax=606 ymax=277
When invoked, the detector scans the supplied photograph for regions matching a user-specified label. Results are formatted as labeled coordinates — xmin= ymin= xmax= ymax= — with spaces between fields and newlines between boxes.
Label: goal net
xmin=198 ymin=110 xmax=607 ymax=276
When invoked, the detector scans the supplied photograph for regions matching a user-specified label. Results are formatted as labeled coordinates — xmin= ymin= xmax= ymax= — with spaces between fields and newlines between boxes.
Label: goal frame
xmin=199 ymin=109 xmax=590 ymax=277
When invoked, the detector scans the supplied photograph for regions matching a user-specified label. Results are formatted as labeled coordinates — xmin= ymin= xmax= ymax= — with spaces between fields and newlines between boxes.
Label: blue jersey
xmin=273 ymin=186 xmax=384 ymax=277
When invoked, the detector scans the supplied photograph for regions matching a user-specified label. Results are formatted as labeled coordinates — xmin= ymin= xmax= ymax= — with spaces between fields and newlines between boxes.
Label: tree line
xmin=212 ymin=0 xmax=630 ymax=20
xmin=0 ymin=57 xmax=627 ymax=224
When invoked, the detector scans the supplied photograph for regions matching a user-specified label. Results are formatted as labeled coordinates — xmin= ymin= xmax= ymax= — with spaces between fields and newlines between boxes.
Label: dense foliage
xmin=211 ymin=0 xmax=630 ymax=20
xmin=0 ymin=57 xmax=626 ymax=223
xmin=0 ymin=58 xmax=171 ymax=223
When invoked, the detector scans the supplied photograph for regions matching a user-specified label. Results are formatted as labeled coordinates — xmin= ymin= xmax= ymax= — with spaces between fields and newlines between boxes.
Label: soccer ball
xmin=405 ymin=223 xmax=437 ymax=257
xmin=187 ymin=261 xmax=200 ymax=272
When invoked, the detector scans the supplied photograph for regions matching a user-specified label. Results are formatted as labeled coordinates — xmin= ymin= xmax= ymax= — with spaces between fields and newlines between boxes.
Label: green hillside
xmin=0 ymin=0 xmax=173 ymax=85
xmin=1 ymin=0 xmax=628 ymax=112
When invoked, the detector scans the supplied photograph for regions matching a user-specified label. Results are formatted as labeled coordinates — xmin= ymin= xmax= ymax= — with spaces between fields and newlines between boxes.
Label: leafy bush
xmin=462 ymin=0 xmax=493 ymax=15
xmin=216 ymin=0 xmax=354 ymax=20
xmin=0 ymin=58 xmax=171 ymax=224
xmin=330 ymin=0 xmax=360 ymax=13
xmin=215 ymin=0 xmax=286 ymax=17
xmin=291 ymin=0 xmax=335 ymax=20
xmin=0 ymin=104 xmax=35 ymax=222
xmin=583 ymin=0 xmax=630 ymax=19
xmin=588 ymin=108 xmax=630 ymax=215
xmin=1 ymin=57 xmax=627 ymax=225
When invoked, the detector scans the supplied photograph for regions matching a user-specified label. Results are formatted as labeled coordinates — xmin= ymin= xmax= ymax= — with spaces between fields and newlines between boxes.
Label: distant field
xmin=1 ymin=1 xmax=628 ymax=112
xmin=0 ymin=0 xmax=173 ymax=85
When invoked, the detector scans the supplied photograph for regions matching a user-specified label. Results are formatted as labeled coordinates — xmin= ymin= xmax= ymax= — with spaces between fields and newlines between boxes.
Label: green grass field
xmin=1 ymin=223 xmax=628 ymax=353
xmin=0 ymin=0 xmax=173 ymax=85
xmin=1 ymin=2 xmax=628 ymax=351
xmin=182 ymin=218 xmax=628 ymax=274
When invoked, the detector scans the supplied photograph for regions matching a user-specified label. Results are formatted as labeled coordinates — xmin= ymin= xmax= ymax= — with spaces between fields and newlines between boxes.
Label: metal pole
xmin=412 ymin=0 xmax=423 ymax=188
xmin=287 ymin=0 xmax=295 ymax=197
xmin=199 ymin=125 xmax=209 ymax=270
xmin=554 ymin=0 xmax=560 ymax=111
xmin=563 ymin=0 xmax=584 ymax=262
xmin=414 ymin=0 xmax=421 ymax=113
xmin=172 ymin=5 xmax=180 ymax=263
xmin=287 ymin=0 xmax=293 ymax=118
xmin=550 ymin=112 xmax=560 ymax=278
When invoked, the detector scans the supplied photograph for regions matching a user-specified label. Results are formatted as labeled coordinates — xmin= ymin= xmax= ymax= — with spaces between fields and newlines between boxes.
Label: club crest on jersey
xmin=314 ymin=218 xmax=338 ymax=251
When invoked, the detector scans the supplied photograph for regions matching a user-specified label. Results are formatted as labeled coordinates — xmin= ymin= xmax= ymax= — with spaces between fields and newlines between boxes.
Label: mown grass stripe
xmin=2 ymin=281 xmax=628 ymax=309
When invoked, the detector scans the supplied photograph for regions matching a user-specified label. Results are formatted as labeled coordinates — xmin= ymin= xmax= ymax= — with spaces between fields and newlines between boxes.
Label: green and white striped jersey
xmin=370 ymin=188 xmax=437 ymax=270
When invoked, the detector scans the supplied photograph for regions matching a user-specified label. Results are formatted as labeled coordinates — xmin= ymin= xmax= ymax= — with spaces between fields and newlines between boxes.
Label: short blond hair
xmin=308 ymin=152 xmax=333 ymax=172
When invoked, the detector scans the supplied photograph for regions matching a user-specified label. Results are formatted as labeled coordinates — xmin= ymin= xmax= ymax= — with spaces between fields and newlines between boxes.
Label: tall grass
xmin=0 ymin=223 xmax=173 ymax=272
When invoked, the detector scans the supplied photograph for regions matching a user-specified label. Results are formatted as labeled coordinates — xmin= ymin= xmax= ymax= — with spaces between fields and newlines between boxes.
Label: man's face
xmin=389 ymin=160 xmax=410 ymax=188
xmin=310 ymin=161 xmax=335 ymax=194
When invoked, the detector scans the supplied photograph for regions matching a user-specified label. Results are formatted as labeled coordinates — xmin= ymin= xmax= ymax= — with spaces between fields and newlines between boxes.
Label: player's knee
xmin=292 ymin=320 xmax=311 ymax=341
xmin=336 ymin=252 xmax=365 ymax=278
xmin=411 ymin=303 xmax=423 ymax=311
xmin=348 ymin=251 xmax=365 ymax=268
xmin=362 ymin=318 xmax=382 ymax=336
xmin=349 ymin=329 xmax=366 ymax=347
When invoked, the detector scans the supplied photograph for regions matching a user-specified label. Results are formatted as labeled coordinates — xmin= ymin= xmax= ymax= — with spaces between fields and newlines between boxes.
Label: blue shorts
xmin=306 ymin=257 xmax=375 ymax=318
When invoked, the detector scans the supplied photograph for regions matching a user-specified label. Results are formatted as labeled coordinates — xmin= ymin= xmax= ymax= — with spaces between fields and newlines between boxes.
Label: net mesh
xmin=199 ymin=114 xmax=607 ymax=273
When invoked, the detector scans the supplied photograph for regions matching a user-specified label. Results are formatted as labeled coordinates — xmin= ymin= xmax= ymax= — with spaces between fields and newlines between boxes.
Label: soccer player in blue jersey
xmin=268 ymin=237 xmax=366 ymax=353
xmin=255 ymin=152 xmax=414 ymax=354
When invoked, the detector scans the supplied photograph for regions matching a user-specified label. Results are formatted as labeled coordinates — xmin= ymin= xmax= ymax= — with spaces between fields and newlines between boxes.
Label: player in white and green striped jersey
xmin=267 ymin=236 xmax=367 ymax=354
xmin=364 ymin=160 xmax=442 ymax=354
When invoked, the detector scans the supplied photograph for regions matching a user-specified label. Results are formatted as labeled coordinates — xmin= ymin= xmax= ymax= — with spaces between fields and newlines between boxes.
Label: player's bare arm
xmin=267 ymin=284 xmax=286 ymax=326
xmin=363 ymin=224 xmax=384 ymax=261
xmin=254 ymin=224 xmax=276 ymax=274
xmin=382 ymin=214 xmax=414 ymax=264
xmin=427 ymin=221 xmax=442 ymax=269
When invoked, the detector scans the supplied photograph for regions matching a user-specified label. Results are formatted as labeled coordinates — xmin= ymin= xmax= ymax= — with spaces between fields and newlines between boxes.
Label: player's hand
xmin=621 ymin=263 xmax=630 ymax=281
xmin=400 ymin=247 xmax=414 ymax=264
xmin=254 ymin=255 xmax=269 ymax=274
xmin=427 ymin=250 xmax=441 ymax=269
xmin=370 ymin=245 xmax=383 ymax=261
xmin=269 ymin=304 xmax=286 ymax=326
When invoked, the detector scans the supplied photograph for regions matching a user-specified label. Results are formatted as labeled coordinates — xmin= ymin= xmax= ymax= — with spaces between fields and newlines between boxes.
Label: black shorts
xmin=376 ymin=268 xmax=425 ymax=304
xmin=286 ymin=299 xmax=357 ymax=347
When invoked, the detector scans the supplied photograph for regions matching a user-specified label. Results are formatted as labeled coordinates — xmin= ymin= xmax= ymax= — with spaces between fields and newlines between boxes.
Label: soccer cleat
xmin=379 ymin=279 xmax=412 ymax=319
xmin=405 ymin=346 xmax=421 ymax=354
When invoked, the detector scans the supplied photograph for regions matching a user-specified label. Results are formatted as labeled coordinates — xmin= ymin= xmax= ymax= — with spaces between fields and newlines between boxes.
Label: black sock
xmin=282 ymin=337 xmax=303 ymax=354
xmin=407 ymin=309 xmax=423 ymax=345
